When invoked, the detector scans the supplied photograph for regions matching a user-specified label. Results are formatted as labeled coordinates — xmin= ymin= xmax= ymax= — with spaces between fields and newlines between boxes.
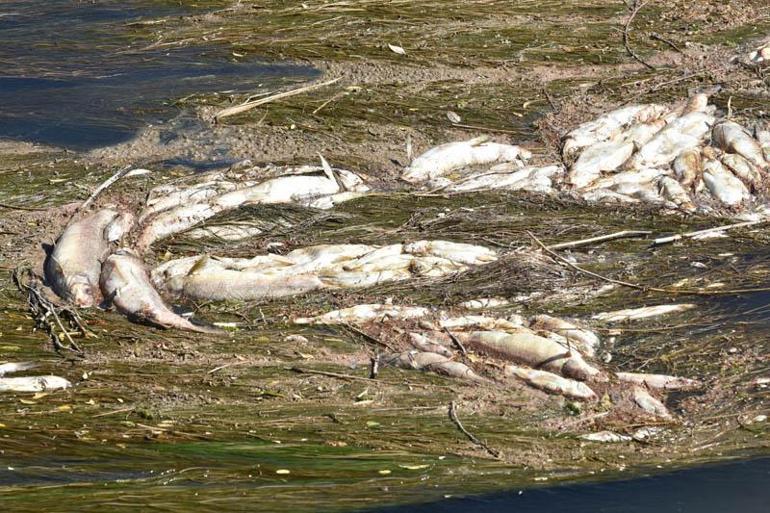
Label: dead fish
xmin=402 ymin=137 xmax=531 ymax=183
xmin=632 ymin=386 xmax=672 ymax=419
xmin=505 ymin=365 xmax=597 ymax=400
xmin=721 ymin=153 xmax=763 ymax=191
xmin=45 ymin=208 xmax=131 ymax=307
xmin=294 ymin=304 xmax=431 ymax=325
xmin=408 ymin=333 xmax=454 ymax=358
xmin=585 ymin=167 xmax=666 ymax=191
xmin=703 ymin=159 xmax=750 ymax=207
xmin=301 ymin=191 xmax=369 ymax=210
xmin=568 ymin=139 xmax=635 ymax=189
xmin=616 ymin=372 xmax=701 ymax=390
xmin=320 ymin=268 xmax=414 ymax=289
xmin=445 ymin=165 xmax=562 ymax=193
xmin=286 ymin=244 xmax=377 ymax=269
xmin=385 ymin=351 xmax=489 ymax=383
xmin=562 ymin=104 xmax=669 ymax=162
xmin=579 ymin=431 xmax=632 ymax=443
xmin=712 ymin=121 xmax=768 ymax=169
xmin=656 ymin=176 xmax=696 ymax=212
xmin=628 ymin=111 xmax=714 ymax=170
xmin=0 ymin=375 xmax=71 ymax=393
xmin=581 ymin=189 xmax=640 ymax=204
xmin=458 ymin=329 xmax=602 ymax=381
xmin=402 ymin=240 xmax=497 ymax=265
xmin=100 ymin=249 xmax=220 ymax=333
xmin=183 ymin=223 xmax=267 ymax=241
xmin=0 ymin=361 xmax=37 ymax=376
xmin=528 ymin=315 xmax=599 ymax=358
xmin=592 ymin=304 xmax=695 ymax=323
xmin=139 ymin=178 xmax=239 ymax=224
xmin=438 ymin=315 xmax=525 ymax=331
xmin=136 ymin=202 xmax=219 ymax=252
xmin=459 ymin=297 xmax=510 ymax=309
xmin=672 ymin=148 xmax=702 ymax=190
xmin=169 ymin=267 xmax=324 ymax=301
xmin=611 ymin=182 xmax=667 ymax=205
xmin=618 ymin=119 xmax=667 ymax=148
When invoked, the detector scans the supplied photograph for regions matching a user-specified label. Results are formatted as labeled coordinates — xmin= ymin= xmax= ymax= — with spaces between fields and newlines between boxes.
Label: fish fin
xmin=186 ymin=255 xmax=210 ymax=276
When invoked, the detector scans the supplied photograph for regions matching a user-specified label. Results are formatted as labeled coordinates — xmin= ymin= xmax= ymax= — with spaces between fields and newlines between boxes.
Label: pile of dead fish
xmin=293 ymin=301 xmax=700 ymax=428
xmin=41 ymin=163 xmax=499 ymax=343
xmin=403 ymin=93 xmax=770 ymax=218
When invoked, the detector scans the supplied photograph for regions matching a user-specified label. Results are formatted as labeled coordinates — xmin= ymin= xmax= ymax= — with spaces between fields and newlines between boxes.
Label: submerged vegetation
xmin=1 ymin=0 xmax=770 ymax=511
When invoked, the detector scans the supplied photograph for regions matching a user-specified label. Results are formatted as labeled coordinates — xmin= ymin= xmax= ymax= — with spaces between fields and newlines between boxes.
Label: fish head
xmin=69 ymin=280 xmax=95 ymax=308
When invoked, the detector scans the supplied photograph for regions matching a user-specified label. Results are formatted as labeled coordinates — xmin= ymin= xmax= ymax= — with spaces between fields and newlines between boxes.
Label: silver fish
xmin=45 ymin=208 xmax=130 ymax=307
xmin=712 ymin=121 xmax=768 ymax=169
xmin=100 ymin=249 xmax=220 ymax=333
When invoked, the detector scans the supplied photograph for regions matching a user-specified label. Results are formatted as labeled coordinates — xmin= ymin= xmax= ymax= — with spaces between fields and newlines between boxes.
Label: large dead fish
xmin=445 ymin=165 xmax=563 ymax=193
xmin=568 ymin=139 xmax=635 ymax=189
xmin=712 ymin=121 xmax=768 ymax=169
xmin=458 ymin=329 xmax=602 ymax=381
xmin=100 ymin=249 xmax=220 ymax=333
xmin=402 ymin=137 xmax=531 ymax=183
xmin=402 ymin=240 xmax=497 ymax=266
xmin=45 ymin=208 xmax=133 ymax=307
xmin=721 ymin=153 xmax=763 ymax=191
xmin=0 ymin=375 xmax=72 ymax=393
xmin=505 ymin=365 xmax=597 ymax=400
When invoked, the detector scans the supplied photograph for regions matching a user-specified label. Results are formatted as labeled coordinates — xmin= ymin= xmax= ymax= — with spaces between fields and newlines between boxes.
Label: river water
xmin=0 ymin=0 xmax=314 ymax=149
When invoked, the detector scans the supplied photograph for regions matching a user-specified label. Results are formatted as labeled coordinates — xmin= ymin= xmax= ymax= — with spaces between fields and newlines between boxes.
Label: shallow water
xmin=0 ymin=0 xmax=315 ymax=149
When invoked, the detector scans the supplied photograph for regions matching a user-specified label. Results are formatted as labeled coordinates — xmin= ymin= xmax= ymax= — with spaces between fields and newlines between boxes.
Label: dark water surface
xmin=371 ymin=457 xmax=770 ymax=513
xmin=0 ymin=0 xmax=315 ymax=149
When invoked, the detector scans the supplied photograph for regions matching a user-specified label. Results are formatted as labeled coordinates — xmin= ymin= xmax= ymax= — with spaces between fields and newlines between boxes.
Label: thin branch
xmin=547 ymin=230 xmax=652 ymax=250
xmin=448 ymin=401 xmax=502 ymax=459
xmin=650 ymin=220 xmax=764 ymax=246
xmin=624 ymin=1 xmax=655 ymax=70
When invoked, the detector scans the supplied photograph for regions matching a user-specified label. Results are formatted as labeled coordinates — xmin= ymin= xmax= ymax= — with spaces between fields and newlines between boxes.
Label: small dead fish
xmin=656 ymin=176 xmax=696 ymax=212
xmin=294 ymin=304 xmax=431 ymax=325
xmin=628 ymin=111 xmax=714 ymax=170
xmin=703 ymin=159 xmax=750 ymax=207
xmin=0 ymin=362 xmax=36 ymax=376
xmin=101 ymin=249 xmax=221 ymax=333
xmin=459 ymin=297 xmax=510 ymax=309
xmin=505 ymin=365 xmax=597 ymax=401
xmin=408 ymin=333 xmax=454 ymax=358
xmin=384 ymin=351 xmax=489 ymax=383
xmin=632 ymin=386 xmax=672 ymax=419
xmin=438 ymin=315 xmax=525 ymax=331
xmin=592 ymin=304 xmax=695 ymax=323
xmin=581 ymin=189 xmax=640 ymax=204
xmin=672 ymin=148 xmax=702 ymax=190
xmin=528 ymin=315 xmax=599 ymax=357
xmin=562 ymin=104 xmax=669 ymax=162
xmin=721 ymin=153 xmax=763 ymax=191
xmin=45 ymin=208 xmax=130 ymax=307
xmin=712 ymin=121 xmax=768 ymax=169
xmin=402 ymin=240 xmax=497 ymax=266
xmin=616 ymin=372 xmax=701 ymax=390
xmin=579 ymin=431 xmax=632 ymax=443
xmin=0 ymin=375 xmax=71 ymax=393
xmin=171 ymin=268 xmax=325 ymax=301
xmin=446 ymin=165 xmax=562 ymax=193
xmin=402 ymin=137 xmax=531 ymax=183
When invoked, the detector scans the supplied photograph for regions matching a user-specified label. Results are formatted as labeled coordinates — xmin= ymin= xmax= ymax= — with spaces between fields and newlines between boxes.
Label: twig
xmin=650 ymin=32 xmax=683 ymax=53
xmin=547 ymin=230 xmax=652 ymax=250
xmin=448 ymin=401 xmax=502 ymax=459
xmin=527 ymin=230 xmax=770 ymax=297
xmin=442 ymin=327 xmax=468 ymax=357
xmin=78 ymin=165 xmax=133 ymax=213
xmin=650 ymin=220 xmax=763 ymax=246
xmin=93 ymin=406 xmax=135 ymax=418
xmin=215 ymin=77 xmax=342 ymax=121
xmin=288 ymin=366 xmax=446 ymax=388
xmin=624 ymin=1 xmax=655 ymax=70
xmin=0 ymin=202 xmax=46 ymax=211
xmin=343 ymin=323 xmax=396 ymax=351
